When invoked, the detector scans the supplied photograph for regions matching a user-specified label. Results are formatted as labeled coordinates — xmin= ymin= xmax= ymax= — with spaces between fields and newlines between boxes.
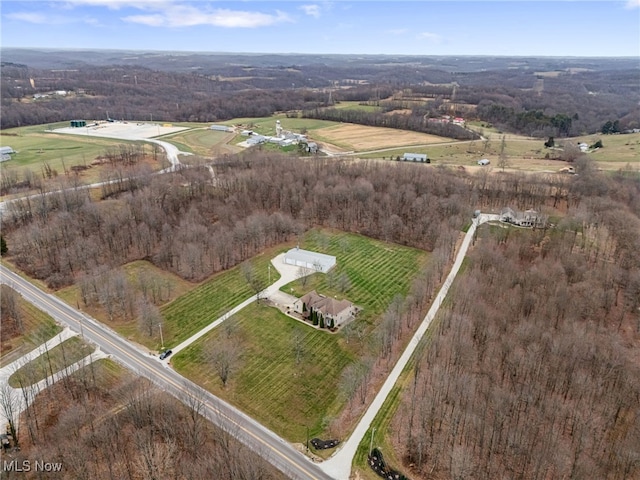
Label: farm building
xmin=0 ymin=147 xmax=15 ymax=155
xmin=283 ymin=248 xmax=336 ymax=273
xmin=403 ymin=153 xmax=429 ymax=162
xmin=477 ymin=158 xmax=490 ymax=166
xmin=210 ymin=124 xmax=233 ymax=132
xmin=293 ymin=290 xmax=356 ymax=328
xmin=305 ymin=142 xmax=318 ymax=153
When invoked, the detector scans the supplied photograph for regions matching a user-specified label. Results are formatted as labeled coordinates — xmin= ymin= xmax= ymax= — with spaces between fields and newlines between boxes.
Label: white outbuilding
xmin=283 ymin=248 xmax=336 ymax=273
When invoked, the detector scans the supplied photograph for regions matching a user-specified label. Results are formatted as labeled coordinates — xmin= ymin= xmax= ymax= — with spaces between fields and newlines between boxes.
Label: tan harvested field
xmin=312 ymin=124 xmax=450 ymax=151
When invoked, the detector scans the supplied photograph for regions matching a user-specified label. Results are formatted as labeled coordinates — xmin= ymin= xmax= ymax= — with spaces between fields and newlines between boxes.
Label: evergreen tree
xmin=0 ymin=235 xmax=6 ymax=256
xmin=319 ymin=314 xmax=325 ymax=329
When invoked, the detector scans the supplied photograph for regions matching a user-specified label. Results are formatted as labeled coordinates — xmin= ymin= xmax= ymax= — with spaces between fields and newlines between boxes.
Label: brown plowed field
xmin=312 ymin=124 xmax=450 ymax=151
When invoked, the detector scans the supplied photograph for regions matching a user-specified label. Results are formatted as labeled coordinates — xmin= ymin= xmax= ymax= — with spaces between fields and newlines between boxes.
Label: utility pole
xmin=159 ymin=324 xmax=164 ymax=349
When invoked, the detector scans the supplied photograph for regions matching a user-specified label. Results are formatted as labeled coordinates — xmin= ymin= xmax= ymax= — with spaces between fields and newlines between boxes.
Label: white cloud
xmin=6 ymin=11 xmax=99 ymax=25
xmin=417 ymin=32 xmax=442 ymax=43
xmin=625 ymin=0 xmax=640 ymax=8
xmin=385 ymin=28 xmax=408 ymax=35
xmin=123 ymin=5 xmax=292 ymax=28
xmin=62 ymin=0 xmax=170 ymax=9
xmin=300 ymin=4 xmax=321 ymax=18
xmin=6 ymin=12 xmax=52 ymax=24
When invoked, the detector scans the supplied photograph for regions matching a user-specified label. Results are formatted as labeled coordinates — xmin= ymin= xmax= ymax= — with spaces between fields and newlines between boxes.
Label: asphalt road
xmin=0 ymin=265 xmax=333 ymax=480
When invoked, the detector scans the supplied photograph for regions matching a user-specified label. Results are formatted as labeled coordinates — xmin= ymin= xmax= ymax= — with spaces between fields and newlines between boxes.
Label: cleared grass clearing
xmin=0 ymin=285 xmax=62 ymax=366
xmin=283 ymin=230 xmax=427 ymax=324
xmin=160 ymin=249 xmax=281 ymax=348
xmin=164 ymin=128 xmax=239 ymax=157
xmin=332 ymin=101 xmax=382 ymax=113
xmin=312 ymin=124 xmax=450 ymax=151
xmin=172 ymin=302 xmax=353 ymax=442
xmin=8 ymin=336 xmax=94 ymax=387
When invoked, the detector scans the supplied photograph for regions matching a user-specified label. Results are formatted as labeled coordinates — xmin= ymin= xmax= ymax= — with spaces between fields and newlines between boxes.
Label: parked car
xmin=159 ymin=349 xmax=172 ymax=360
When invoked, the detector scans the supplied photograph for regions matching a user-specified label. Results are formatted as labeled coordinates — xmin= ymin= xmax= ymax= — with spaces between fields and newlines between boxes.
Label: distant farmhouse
xmin=501 ymin=208 xmax=545 ymax=228
xmin=402 ymin=152 xmax=429 ymax=163
xmin=284 ymin=248 xmax=336 ymax=273
xmin=293 ymin=290 xmax=356 ymax=328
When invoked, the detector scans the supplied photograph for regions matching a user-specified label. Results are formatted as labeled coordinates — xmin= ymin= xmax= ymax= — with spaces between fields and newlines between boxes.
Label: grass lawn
xmin=160 ymin=249 xmax=282 ymax=348
xmin=1 ymin=125 xmax=152 ymax=178
xmin=0 ymin=285 xmax=62 ymax=367
xmin=221 ymin=114 xmax=338 ymax=136
xmin=283 ymin=230 xmax=428 ymax=324
xmin=163 ymin=128 xmax=235 ymax=157
xmin=172 ymin=302 xmax=354 ymax=443
xmin=8 ymin=336 xmax=94 ymax=387
xmin=332 ymin=101 xmax=382 ymax=113
xmin=170 ymin=229 xmax=427 ymax=442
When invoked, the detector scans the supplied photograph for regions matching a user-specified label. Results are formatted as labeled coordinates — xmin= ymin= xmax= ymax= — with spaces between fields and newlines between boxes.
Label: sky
xmin=1 ymin=1 xmax=639 ymax=57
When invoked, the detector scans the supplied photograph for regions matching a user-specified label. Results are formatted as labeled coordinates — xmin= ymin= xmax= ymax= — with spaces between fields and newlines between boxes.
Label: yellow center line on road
xmin=6 ymin=273 xmax=325 ymax=480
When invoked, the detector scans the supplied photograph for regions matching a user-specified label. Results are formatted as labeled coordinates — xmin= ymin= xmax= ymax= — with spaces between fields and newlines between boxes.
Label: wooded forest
xmin=2 ymin=52 xmax=638 ymax=136
xmin=1 ymin=360 xmax=283 ymax=480
xmin=393 ymin=167 xmax=640 ymax=479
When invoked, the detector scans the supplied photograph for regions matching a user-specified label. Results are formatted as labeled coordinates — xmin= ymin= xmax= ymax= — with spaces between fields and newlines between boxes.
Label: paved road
xmin=0 ymin=265 xmax=332 ymax=480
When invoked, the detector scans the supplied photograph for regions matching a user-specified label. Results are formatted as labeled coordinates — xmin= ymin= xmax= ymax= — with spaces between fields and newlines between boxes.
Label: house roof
xmin=285 ymin=248 xmax=335 ymax=266
xmin=299 ymin=290 xmax=352 ymax=317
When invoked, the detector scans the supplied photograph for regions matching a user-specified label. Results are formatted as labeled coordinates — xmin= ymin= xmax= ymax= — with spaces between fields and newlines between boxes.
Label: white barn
xmin=210 ymin=125 xmax=233 ymax=132
xmin=284 ymin=248 xmax=336 ymax=273
xmin=403 ymin=152 xmax=428 ymax=162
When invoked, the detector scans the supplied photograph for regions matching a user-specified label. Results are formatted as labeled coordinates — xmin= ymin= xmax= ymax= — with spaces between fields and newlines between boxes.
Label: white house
xmin=293 ymin=290 xmax=356 ymax=328
xmin=283 ymin=248 xmax=336 ymax=273
xmin=501 ymin=207 xmax=543 ymax=228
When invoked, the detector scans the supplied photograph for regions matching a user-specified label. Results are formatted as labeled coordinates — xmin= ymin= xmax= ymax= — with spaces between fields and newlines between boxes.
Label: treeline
xmin=302 ymin=107 xmax=480 ymax=140
xmin=4 ymin=362 xmax=283 ymax=480
xmin=3 ymin=156 xmax=477 ymax=288
xmin=393 ymin=178 xmax=640 ymax=478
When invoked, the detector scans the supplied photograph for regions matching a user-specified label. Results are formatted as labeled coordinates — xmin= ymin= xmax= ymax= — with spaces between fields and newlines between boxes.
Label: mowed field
xmin=285 ymin=230 xmax=428 ymax=323
xmin=173 ymin=303 xmax=353 ymax=443
xmin=312 ymin=124 xmax=451 ymax=151
xmin=172 ymin=230 xmax=427 ymax=442
xmin=163 ymin=128 xmax=242 ymax=158
xmin=8 ymin=336 xmax=94 ymax=388
xmin=160 ymin=249 xmax=281 ymax=348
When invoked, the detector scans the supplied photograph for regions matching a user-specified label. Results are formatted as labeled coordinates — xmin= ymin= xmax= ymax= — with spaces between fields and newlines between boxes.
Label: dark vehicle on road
xmin=159 ymin=349 xmax=172 ymax=360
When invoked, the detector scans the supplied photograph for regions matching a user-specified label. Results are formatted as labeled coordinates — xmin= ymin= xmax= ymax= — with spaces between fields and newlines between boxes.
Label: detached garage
xmin=283 ymin=248 xmax=336 ymax=273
